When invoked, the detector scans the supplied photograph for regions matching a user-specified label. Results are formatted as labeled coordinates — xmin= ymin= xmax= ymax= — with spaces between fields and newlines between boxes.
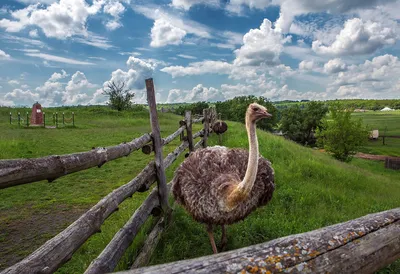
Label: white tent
xmin=381 ymin=107 xmax=394 ymax=111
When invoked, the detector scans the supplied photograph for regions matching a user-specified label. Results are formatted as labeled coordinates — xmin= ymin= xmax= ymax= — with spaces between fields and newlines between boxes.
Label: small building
xmin=30 ymin=102 xmax=43 ymax=125
xmin=369 ymin=129 xmax=379 ymax=140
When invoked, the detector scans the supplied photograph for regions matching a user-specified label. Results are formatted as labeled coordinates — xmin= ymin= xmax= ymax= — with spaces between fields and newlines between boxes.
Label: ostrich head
xmin=247 ymin=103 xmax=272 ymax=122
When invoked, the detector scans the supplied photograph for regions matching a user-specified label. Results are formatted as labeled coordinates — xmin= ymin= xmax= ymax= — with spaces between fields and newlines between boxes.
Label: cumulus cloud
xmin=0 ymin=49 xmax=11 ymax=60
xmin=166 ymin=84 xmax=225 ymax=103
xmin=63 ymin=71 xmax=96 ymax=104
xmin=298 ymin=60 xmax=320 ymax=71
xmin=161 ymin=60 xmax=233 ymax=77
xmin=150 ymin=18 xmax=187 ymax=47
xmin=226 ymin=0 xmax=273 ymax=15
xmin=5 ymin=88 xmax=40 ymax=105
xmin=49 ymin=69 xmax=69 ymax=81
xmin=234 ymin=19 xmax=289 ymax=66
xmin=171 ymin=0 xmax=220 ymax=10
xmin=312 ymin=18 xmax=397 ymax=55
xmin=0 ymin=0 xmax=126 ymax=45
xmin=323 ymin=58 xmax=347 ymax=74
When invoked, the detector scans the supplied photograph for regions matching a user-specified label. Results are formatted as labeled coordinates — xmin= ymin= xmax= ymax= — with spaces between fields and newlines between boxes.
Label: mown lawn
xmin=0 ymin=106 xmax=399 ymax=273
xmin=354 ymin=110 xmax=400 ymax=157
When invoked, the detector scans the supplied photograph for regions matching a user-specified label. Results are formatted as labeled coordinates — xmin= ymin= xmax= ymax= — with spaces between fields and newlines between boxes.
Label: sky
xmin=0 ymin=0 xmax=399 ymax=107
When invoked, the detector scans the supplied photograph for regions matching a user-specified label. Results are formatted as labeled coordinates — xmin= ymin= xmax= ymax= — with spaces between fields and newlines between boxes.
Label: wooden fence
xmin=0 ymin=78 xmax=217 ymax=274
xmin=122 ymin=208 xmax=400 ymax=274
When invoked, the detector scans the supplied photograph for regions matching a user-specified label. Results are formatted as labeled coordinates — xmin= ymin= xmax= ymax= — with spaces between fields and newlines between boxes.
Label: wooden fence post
xmin=18 ymin=112 xmax=20 ymax=127
xmin=185 ymin=111 xmax=194 ymax=152
xmin=9 ymin=112 xmax=12 ymax=124
xmin=43 ymin=112 xmax=46 ymax=128
xmin=203 ymin=109 xmax=209 ymax=148
xmin=26 ymin=112 xmax=29 ymax=127
xmin=179 ymin=120 xmax=185 ymax=141
xmin=62 ymin=112 xmax=65 ymax=125
xmin=55 ymin=112 xmax=58 ymax=128
xmin=145 ymin=78 xmax=170 ymax=213
xmin=72 ymin=112 xmax=75 ymax=127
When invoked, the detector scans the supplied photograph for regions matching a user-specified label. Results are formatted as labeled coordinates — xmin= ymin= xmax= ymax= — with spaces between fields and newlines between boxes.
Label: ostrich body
xmin=172 ymin=103 xmax=275 ymax=253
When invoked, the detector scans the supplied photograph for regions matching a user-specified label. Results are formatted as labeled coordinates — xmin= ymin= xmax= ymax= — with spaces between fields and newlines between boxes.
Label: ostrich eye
xmin=253 ymin=107 xmax=259 ymax=111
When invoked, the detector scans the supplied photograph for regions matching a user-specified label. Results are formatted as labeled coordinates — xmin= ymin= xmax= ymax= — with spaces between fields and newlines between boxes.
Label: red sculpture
xmin=30 ymin=102 xmax=43 ymax=125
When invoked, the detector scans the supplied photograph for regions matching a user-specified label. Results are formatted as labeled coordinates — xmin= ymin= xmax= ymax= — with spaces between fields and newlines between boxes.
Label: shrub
xmin=316 ymin=104 xmax=368 ymax=162
xmin=103 ymin=81 xmax=135 ymax=111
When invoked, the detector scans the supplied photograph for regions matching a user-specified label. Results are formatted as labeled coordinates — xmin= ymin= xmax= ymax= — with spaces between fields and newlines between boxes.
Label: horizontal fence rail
xmin=0 ymin=134 xmax=152 ymax=189
xmin=121 ymin=208 xmax=400 ymax=274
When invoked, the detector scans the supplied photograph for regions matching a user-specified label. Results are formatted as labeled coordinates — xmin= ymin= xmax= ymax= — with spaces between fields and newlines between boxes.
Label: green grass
xmin=353 ymin=110 xmax=400 ymax=157
xmin=0 ymin=106 xmax=399 ymax=273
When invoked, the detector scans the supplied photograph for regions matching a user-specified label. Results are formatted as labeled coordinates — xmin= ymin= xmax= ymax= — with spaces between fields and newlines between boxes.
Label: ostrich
xmin=172 ymin=103 xmax=275 ymax=254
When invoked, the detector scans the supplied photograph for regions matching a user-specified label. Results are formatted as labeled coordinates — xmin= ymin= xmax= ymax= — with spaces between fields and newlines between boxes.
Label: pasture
xmin=354 ymin=110 xmax=400 ymax=157
xmin=0 ymin=106 xmax=399 ymax=273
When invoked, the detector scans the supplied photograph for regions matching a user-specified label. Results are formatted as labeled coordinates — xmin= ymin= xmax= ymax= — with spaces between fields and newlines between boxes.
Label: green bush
xmin=317 ymin=104 xmax=369 ymax=162
xmin=215 ymin=96 xmax=277 ymax=131
xmin=279 ymin=102 xmax=328 ymax=145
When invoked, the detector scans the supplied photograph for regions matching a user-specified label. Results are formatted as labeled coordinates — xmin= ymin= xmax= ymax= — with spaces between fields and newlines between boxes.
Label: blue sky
xmin=0 ymin=0 xmax=399 ymax=106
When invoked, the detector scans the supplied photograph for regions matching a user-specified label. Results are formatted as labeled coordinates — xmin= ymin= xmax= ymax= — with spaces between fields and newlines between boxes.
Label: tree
xmin=215 ymin=96 xmax=278 ymax=131
xmin=279 ymin=102 xmax=328 ymax=145
xmin=316 ymin=104 xmax=368 ymax=162
xmin=103 ymin=81 xmax=135 ymax=111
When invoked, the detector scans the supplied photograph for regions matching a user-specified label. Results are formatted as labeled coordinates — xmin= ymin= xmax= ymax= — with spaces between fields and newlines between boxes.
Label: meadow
xmin=0 ymin=106 xmax=399 ymax=273
xmin=354 ymin=110 xmax=400 ymax=157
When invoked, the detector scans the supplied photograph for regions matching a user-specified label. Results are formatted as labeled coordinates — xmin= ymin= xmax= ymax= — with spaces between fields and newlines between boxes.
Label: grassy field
xmin=0 ymin=106 xmax=399 ymax=273
xmin=354 ymin=110 xmax=400 ymax=157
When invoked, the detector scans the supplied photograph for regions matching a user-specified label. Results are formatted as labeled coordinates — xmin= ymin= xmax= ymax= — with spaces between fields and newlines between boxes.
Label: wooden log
xmin=2 ymin=140 xmax=190 ymax=274
xmin=202 ymin=109 xmax=209 ymax=148
xmin=185 ymin=111 xmax=194 ymax=152
xmin=120 ymin=208 xmax=400 ymax=274
xmin=194 ymin=139 xmax=204 ymax=150
xmin=193 ymin=129 xmax=203 ymax=139
xmin=0 ymin=134 xmax=151 ymax=189
xmin=130 ymin=216 xmax=166 ymax=269
xmin=193 ymin=117 xmax=203 ymax=124
xmin=145 ymin=78 xmax=170 ymax=213
xmin=141 ymin=126 xmax=186 ymax=155
xmin=84 ymin=185 xmax=171 ymax=274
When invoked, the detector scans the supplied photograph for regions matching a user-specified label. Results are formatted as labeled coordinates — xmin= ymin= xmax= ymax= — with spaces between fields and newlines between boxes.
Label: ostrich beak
xmin=262 ymin=111 xmax=272 ymax=118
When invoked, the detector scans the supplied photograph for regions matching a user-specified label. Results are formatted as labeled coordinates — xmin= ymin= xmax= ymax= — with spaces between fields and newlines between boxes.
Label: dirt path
xmin=0 ymin=204 xmax=88 ymax=270
xmin=354 ymin=152 xmax=400 ymax=161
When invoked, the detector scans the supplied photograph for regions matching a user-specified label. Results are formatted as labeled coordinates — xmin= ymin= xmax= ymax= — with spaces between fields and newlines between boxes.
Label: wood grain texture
xmin=119 ymin=208 xmax=400 ymax=274
xmin=0 ymin=133 xmax=151 ymax=189
xmin=185 ymin=111 xmax=194 ymax=152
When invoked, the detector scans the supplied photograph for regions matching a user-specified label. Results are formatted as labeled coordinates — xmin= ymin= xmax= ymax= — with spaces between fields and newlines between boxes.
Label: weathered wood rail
xmin=0 ymin=78 xmax=217 ymax=274
xmin=120 ymin=208 xmax=400 ymax=274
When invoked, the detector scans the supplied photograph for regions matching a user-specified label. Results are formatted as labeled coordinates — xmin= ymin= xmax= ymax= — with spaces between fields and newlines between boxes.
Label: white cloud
xmin=323 ymin=58 xmax=347 ymax=74
xmin=275 ymin=0 xmax=394 ymax=33
xmin=73 ymin=32 xmax=114 ymax=49
xmin=298 ymin=60 xmax=320 ymax=71
xmin=0 ymin=49 xmax=11 ymax=60
xmin=103 ymin=1 xmax=126 ymax=30
xmin=161 ymin=60 xmax=233 ymax=77
xmin=29 ymin=29 xmax=39 ymax=38
xmin=150 ymin=18 xmax=187 ymax=47
xmin=5 ymin=88 xmax=40 ymax=105
xmin=8 ymin=80 xmax=20 ymax=86
xmin=2 ymin=34 xmax=49 ymax=48
xmin=234 ymin=19 xmax=289 ymax=66
xmin=177 ymin=54 xmax=197 ymax=59
xmin=312 ymin=18 xmax=397 ymax=55
xmin=49 ymin=69 xmax=69 ymax=81
xmin=166 ymin=84 xmax=225 ymax=103
xmin=0 ymin=98 xmax=13 ymax=106
xmin=132 ymin=5 xmax=212 ymax=39
xmin=171 ymin=0 xmax=220 ymax=10
xmin=89 ymin=88 xmax=107 ymax=105
xmin=25 ymin=52 xmax=95 ymax=65
xmin=226 ymin=0 xmax=272 ymax=15
xmin=63 ymin=71 xmax=96 ymax=104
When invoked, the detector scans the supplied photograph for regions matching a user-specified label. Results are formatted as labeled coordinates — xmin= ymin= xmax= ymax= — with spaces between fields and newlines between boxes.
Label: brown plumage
xmin=212 ymin=120 xmax=228 ymax=135
xmin=172 ymin=103 xmax=275 ymax=253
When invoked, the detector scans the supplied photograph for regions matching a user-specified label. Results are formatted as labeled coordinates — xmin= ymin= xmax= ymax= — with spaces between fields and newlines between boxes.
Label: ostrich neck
xmin=238 ymin=115 xmax=258 ymax=194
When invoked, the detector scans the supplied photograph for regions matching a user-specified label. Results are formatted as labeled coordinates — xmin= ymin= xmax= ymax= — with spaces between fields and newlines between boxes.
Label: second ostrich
xmin=172 ymin=103 xmax=275 ymax=253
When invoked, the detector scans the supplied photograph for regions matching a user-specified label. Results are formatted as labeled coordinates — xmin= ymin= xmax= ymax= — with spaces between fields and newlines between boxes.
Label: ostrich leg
xmin=206 ymin=224 xmax=218 ymax=254
xmin=220 ymin=224 xmax=227 ymax=251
